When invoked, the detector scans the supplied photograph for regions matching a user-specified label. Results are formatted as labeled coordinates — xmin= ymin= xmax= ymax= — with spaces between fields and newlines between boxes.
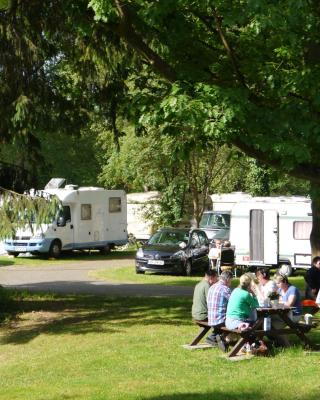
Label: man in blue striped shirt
xmin=207 ymin=270 xmax=233 ymax=350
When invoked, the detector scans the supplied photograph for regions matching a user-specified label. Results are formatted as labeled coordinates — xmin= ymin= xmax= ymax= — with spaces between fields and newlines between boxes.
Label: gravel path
xmin=0 ymin=258 xmax=193 ymax=297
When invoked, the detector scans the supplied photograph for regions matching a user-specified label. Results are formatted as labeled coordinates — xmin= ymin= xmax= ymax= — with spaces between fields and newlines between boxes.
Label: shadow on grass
xmin=0 ymin=259 xmax=15 ymax=267
xmin=139 ymin=393 xmax=320 ymax=400
xmin=0 ymin=292 xmax=193 ymax=345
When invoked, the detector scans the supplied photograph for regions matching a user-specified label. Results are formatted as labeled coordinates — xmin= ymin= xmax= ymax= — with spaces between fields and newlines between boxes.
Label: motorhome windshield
xmin=200 ymin=212 xmax=230 ymax=229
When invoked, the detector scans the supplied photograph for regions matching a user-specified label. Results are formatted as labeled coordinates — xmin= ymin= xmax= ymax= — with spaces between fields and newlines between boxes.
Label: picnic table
xmin=222 ymin=306 xmax=314 ymax=358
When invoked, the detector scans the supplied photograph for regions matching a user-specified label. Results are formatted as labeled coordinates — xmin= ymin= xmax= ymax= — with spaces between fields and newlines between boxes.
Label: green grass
xmin=0 ymin=248 xmax=136 ymax=267
xmin=0 ymin=290 xmax=319 ymax=400
xmin=91 ymin=265 xmax=308 ymax=290
xmin=91 ymin=265 xmax=203 ymax=286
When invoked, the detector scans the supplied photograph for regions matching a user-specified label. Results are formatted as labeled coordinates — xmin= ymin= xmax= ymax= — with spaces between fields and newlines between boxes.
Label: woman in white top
xmin=255 ymin=267 xmax=277 ymax=306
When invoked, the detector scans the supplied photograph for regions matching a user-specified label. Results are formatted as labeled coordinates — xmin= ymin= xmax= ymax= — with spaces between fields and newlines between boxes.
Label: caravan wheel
xmin=100 ymin=244 xmax=111 ymax=255
xmin=278 ymin=264 xmax=293 ymax=277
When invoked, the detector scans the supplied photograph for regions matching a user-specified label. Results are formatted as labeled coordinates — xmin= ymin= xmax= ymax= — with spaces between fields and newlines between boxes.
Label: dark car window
xmin=190 ymin=233 xmax=200 ymax=248
xmin=149 ymin=230 xmax=189 ymax=245
xmin=198 ymin=231 xmax=208 ymax=246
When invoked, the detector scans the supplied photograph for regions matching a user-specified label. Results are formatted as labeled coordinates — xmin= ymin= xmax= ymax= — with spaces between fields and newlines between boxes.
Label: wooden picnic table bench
xmin=188 ymin=320 xmax=211 ymax=346
xmin=222 ymin=306 xmax=316 ymax=358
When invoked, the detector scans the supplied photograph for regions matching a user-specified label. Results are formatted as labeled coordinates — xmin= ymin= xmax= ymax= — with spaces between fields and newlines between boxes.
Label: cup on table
xmin=304 ymin=314 xmax=313 ymax=325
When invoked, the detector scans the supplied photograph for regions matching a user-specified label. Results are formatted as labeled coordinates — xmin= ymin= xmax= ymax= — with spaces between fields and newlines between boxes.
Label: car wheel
xmin=100 ymin=244 xmax=111 ymax=255
xmin=136 ymin=267 xmax=145 ymax=274
xmin=184 ymin=260 xmax=192 ymax=276
xmin=278 ymin=264 xmax=292 ymax=277
xmin=49 ymin=240 xmax=61 ymax=259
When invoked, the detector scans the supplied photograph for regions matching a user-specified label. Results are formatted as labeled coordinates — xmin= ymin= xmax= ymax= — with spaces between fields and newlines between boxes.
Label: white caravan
xmin=229 ymin=196 xmax=312 ymax=274
xmin=4 ymin=179 xmax=128 ymax=258
xmin=127 ymin=191 xmax=160 ymax=242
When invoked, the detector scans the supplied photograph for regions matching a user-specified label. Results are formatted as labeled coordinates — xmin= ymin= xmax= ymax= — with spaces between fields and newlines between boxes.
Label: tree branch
xmin=232 ymin=137 xmax=320 ymax=183
xmin=113 ymin=0 xmax=177 ymax=83
xmin=211 ymin=8 xmax=248 ymax=90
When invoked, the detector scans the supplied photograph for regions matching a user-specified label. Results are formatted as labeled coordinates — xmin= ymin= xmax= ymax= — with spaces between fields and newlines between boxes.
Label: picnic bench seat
xmin=219 ymin=309 xmax=317 ymax=358
xmin=186 ymin=320 xmax=226 ymax=347
xmin=220 ymin=322 xmax=315 ymax=336
xmin=188 ymin=320 xmax=211 ymax=346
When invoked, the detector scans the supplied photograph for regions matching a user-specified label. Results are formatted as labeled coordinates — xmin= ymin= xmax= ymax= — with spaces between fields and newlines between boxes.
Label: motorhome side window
xmin=109 ymin=197 xmax=121 ymax=213
xmin=293 ymin=221 xmax=312 ymax=239
xmin=81 ymin=204 xmax=92 ymax=220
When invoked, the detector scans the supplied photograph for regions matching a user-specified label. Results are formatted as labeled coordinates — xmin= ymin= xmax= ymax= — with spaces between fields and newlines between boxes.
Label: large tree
xmin=1 ymin=0 xmax=318 ymax=252
xmin=98 ymin=125 xmax=245 ymax=226
xmin=88 ymin=0 xmax=320 ymax=255
xmin=0 ymin=0 xmax=134 ymax=188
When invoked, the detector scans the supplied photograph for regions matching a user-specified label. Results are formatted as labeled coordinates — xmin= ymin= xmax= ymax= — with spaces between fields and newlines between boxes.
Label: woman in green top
xmin=225 ymin=273 xmax=259 ymax=330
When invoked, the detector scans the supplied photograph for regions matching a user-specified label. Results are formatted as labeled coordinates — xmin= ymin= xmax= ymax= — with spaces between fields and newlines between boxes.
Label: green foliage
xmin=0 ymin=188 xmax=60 ymax=238
xmin=88 ymin=0 xmax=118 ymax=23
xmin=86 ymin=0 xmax=320 ymax=183
xmin=0 ymin=0 xmax=315 ymax=232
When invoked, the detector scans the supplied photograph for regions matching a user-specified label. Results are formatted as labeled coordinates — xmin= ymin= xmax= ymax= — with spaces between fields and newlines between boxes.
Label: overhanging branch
xmin=113 ymin=0 xmax=177 ymax=83
xmin=232 ymin=137 xmax=320 ymax=184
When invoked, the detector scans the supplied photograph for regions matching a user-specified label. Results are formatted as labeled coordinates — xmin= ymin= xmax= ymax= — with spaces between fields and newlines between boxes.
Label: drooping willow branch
xmin=0 ymin=187 xmax=61 ymax=238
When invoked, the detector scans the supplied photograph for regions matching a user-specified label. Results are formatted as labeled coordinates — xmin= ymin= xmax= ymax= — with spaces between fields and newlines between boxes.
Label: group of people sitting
xmin=192 ymin=265 xmax=304 ymax=352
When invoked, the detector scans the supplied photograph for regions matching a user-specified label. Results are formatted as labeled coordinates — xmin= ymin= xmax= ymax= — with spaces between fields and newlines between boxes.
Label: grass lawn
xmin=0 ymin=290 xmax=319 ymax=400
xmin=91 ymin=265 xmax=308 ymax=291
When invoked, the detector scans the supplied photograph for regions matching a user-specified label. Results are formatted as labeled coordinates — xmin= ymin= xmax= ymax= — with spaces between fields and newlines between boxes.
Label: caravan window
xmin=294 ymin=221 xmax=312 ymax=240
xmin=81 ymin=204 xmax=92 ymax=220
xmin=109 ymin=197 xmax=121 ymax=213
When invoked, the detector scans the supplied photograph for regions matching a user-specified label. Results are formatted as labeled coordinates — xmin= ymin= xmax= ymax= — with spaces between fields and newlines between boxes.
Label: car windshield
xmin=148 ymin=230 xmax=189 ymax=245
xmin=200 ymin=212 xmax=230 ymax=229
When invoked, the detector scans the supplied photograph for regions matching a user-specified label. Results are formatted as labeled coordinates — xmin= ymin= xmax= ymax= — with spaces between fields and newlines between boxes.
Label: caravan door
xmin=250 ymin=209 xmax=278 ymax=265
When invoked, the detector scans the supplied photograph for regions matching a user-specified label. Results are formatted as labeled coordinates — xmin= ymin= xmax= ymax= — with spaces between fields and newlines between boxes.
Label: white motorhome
xmin=199 ymin=192 xmax=252 ymax=240
xmin=127 ymin=191 xmax=160 ymax=242
xmin=4 ymin=178 xmax=128 ymax=258
xmin=229 ymin=196 xmax=312 ymax=274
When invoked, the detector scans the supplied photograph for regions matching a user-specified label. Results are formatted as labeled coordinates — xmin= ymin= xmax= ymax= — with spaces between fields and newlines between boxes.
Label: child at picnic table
xmin=225 ymin=273 xmax=259 ymax=330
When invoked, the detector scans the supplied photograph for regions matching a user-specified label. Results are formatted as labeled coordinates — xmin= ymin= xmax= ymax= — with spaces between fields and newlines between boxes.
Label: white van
xmin=4 ymin=179 xmax=128 ymax=258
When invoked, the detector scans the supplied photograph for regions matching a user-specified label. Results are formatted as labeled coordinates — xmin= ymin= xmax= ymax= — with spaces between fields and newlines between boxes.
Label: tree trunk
xmin=310 ymin=186 xmax=320 ymax=257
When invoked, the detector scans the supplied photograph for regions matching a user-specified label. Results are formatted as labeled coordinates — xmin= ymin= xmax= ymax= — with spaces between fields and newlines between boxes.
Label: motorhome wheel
xmin=278 ymin=264 xmax=293 ymax=277
xmin=7 ymin=251 xmax=19 ymax=257
xmin=49 ymin=240 xmax=61 ymax=258
xmin=135 ymin=267 xmax=145 ymax=274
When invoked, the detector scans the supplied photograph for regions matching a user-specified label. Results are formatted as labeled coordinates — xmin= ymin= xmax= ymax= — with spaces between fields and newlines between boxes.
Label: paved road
xmin=0 ymin=258 xmax=193 ymax=297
